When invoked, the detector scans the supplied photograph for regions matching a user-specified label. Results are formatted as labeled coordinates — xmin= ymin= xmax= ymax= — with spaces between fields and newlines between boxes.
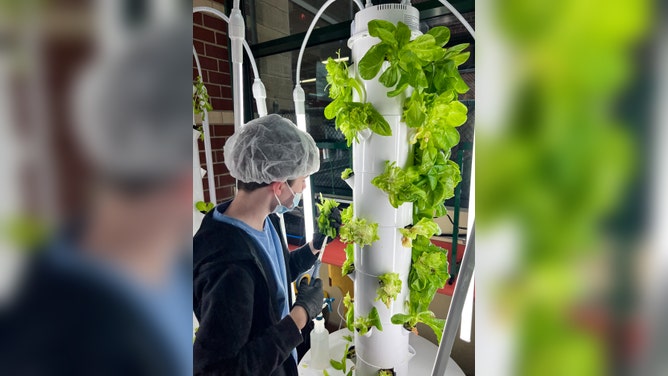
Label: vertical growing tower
xmin=348 ymin=4 xmax=420 ymax=375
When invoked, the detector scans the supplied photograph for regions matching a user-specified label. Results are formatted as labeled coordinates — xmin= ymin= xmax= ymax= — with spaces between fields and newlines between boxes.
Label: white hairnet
xmin=72 ymin=23 xmax=191 ymax=183
xmin=224 ymin=114 xmax=320 ymax=184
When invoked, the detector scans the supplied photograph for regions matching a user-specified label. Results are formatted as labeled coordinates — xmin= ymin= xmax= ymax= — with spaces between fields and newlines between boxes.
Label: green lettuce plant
xmin=376 ymin=272 xmax=402 ymax=308
xmin=324 ymin=53 xmax=391 ymax=146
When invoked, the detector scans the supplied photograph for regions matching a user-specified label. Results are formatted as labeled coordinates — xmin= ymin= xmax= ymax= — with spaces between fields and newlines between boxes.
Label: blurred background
xmin=0 ymin=0 xmax=193 ymax=375
xmin=0 ymin=0 xmax=665 ymax=375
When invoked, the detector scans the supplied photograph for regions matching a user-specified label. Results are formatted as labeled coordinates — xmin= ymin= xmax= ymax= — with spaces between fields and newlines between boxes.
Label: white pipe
xmin=293 ymin=0 xmax=365 ymax=243
xmin=252 ymin=79 xmax=268 ymax=117
xmin=229 ymin=3 xmax=245 ymax=131
xmin=192 ymin=7 xmax=260 ymax=80
xmin=193 ymin=6 xmax=268 ymax=119
xmin=437 ymin=0 xmax=475 ymax=40
xmin=294 ymin=0 xmax=338 ymax=84
xmin=193 ymin=45 xmax=217 ymax=204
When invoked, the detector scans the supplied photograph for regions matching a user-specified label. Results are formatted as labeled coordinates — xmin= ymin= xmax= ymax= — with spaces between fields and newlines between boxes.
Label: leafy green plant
xmin=341 ymin=168 xmax=353 ymax=180
xmin=341 ymin=243 xmax=355 ymax=276
xmin=193 ymin=76 xmax=213 ymax=115
xmin=339 ymin=217 xmax=379 ymax=247
xmin=342 ymin=293 xmax=383 ymax=335
xmin=343 ymin=292 xmax=355 ymax=332
xmin=324 ymin=52 xmax=391 ymax=146
xmin=378 ymin=369 xmax=395 ymax=376
xmin=390 ymin=310 xmax=445 ymax=343
xmin=341 ymin=205 xmax=353 ymax=223
xmin=353 ymin=307 xmax=383 ymax=336
xmin=195 ymin=201 xmax=214 ymax=214
xmin=316 ymin=194 xmax=340 ymax=239
xmin=329 ymin=343 xmax=354 ymax=376
xmin=376 ymin=272 xmax=402 ymax=308
xmin=399 ymin=217 xmax=441 ymax=248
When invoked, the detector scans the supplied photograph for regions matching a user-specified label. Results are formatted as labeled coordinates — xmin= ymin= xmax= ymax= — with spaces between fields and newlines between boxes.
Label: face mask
xmin=272 ymin=182 xmax=302 ymax=214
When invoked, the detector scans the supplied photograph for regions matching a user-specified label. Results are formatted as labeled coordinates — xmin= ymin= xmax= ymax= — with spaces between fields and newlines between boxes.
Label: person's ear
xmin=270 ymin=181 xmax=284 ymax=196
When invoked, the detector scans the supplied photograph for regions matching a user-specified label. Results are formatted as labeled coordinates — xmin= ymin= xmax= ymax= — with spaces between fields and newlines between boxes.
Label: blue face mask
xmin=273 ymin=182 xmax=302 ymax=214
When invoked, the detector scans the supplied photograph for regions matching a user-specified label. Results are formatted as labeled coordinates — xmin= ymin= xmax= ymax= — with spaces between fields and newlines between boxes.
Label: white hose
xmin=437 ymin=0 xmax=475 ymax=40
xmin=192 ymin=7 xmax=260 ymax=80
xmin=295 ymin=0 xmax=339 ymax=84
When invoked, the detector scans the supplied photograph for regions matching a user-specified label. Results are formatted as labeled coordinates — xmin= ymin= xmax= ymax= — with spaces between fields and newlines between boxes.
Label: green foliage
xmin=341 ymin=243 xmax=355 ymax=276
xmin=408 ymin=240 xmax=449 ymax=315
xmin=324 ymin=52 xmax=392 ymax=146
xmin=378 ymin=370 xmax=395 ymax=376
xmin=193 ymin=76 xmax=213 ymax=114
xmin=195 ymin=201 xmax=214 ymax=214
xmin=354 ymin=21 xmax=469 ymax=347
xmin=329 ymin=343 xmax=351 ymax=373
xmin=354 ymin=307 xmax=383 ymax=336
xmin=343 ymin=292 xmax=355 ymax=332
xmin=316 ymin=194 xmax=340 ymax=239
xmin=391 ymin=310 xmax=446 ymax=343
xmin=339 ymin=217 xmax=380 ymax=247
xmin=376 ymin=272 xmax=402 ymax=308
xmin=371 ymin=153 xmax=461 ymax=215
xmin=341 ymin=205 xmax=353 ymax=223
xmin=342 ymin=293 xmax=383 ymax=336
xmin=341 ymin=168 xmax=353 ymax=180
xmin=371 ymin=161 xmax=426 ymax=208
xmin=399 ymin=218 xmax=441 ymax=248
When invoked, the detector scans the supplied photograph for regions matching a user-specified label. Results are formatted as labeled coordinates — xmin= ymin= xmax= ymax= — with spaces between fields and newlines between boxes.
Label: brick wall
xmin=193 ymin=1 xmax=237 ymax=203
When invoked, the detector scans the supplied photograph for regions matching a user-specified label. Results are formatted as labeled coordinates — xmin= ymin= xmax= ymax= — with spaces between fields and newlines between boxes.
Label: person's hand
xmin=312 ymin=207 xmax=341 ymax=250
xmin=292 ymin=277 xmax=324 ymax=322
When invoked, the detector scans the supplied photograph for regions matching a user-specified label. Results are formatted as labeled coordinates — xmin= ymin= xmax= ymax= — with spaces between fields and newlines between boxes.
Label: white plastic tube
xmin=192 ymin=6 xmax=268 ymax=118
xmin=294 ymin=0 xmax=338 ymax=84
xmin=229 ymin=3 xmax=245 ymax=131
xmin=193 ymin=45 xmax=217 ymax=204
xmin=437 ymin=0 xmax=475 ymax=40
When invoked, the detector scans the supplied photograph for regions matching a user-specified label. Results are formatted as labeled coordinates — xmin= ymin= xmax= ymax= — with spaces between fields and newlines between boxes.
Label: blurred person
xmin=0 ymin=23 xmax=193 ymax=376
xmin=193 ymin=114 xmax=341 ymax=376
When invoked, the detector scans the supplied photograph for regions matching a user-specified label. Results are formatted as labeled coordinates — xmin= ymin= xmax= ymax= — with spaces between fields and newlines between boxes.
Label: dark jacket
xmin=193 ymin=202 xmax=318 ymax=376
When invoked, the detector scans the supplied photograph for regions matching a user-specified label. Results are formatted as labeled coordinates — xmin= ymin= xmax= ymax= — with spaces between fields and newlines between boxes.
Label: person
xmin=193 ymin=114 xmax=341 ymax=376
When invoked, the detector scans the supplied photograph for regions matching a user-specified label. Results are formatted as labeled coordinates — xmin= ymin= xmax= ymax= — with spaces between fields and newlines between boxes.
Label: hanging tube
xmin=193 ymin=6 xmax=267 ymax=117
xmin=437 ymin=0 xmax=475 ymax=39
xmin=229 ymin=3 xmax=245 ymax=131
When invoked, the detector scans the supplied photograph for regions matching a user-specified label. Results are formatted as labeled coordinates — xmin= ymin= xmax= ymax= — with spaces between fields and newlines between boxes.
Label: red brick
xmin=203 ymin=14 xmax=226 ymax=32
xmin=194 ymin=26 xmax=215 ymax=44
xmin=208 ymin=71 xmax=231 ymax=86
xmin=216 ymin=124 xmax=235 ymax=137
xmin=193 ymin=40 xmax=205 ymax=55
xmin=198 ymin=56 xmax=218 ymax=71
xmin=219 ymin=174 xmax=236 ymax=186
xmin=205 ymin=84 xmax=221 ymax=98
xmin=214 ymin=150 xmax=225 ymax=163
xmin=218 ymin=59 xmax=230 ymax=74
xmin=210 ymin=137 xmax=226 ymax=150
xmin=221 ymin=86 xmax=232 ymax=99
xmin=213 ymin=162 xmax=230 ymax=175
xmin=193 ymin=68 xmax=200 ymax=80
xmin=211 ymin=97 xmax=233 ymax=111
xmin=216 ymin=32 xmax=228 ymax=46
xmin=194 ymin=12 xmax=203 ymax=25
xmin=205 ymin=43 xmax=229 ymax=60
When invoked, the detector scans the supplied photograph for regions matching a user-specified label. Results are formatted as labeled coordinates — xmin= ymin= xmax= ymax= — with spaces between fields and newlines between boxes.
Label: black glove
xmin=293 ymin=277 xmax=324 ymax=322
xmin=312 ymin=207 xmax=342 ymax=250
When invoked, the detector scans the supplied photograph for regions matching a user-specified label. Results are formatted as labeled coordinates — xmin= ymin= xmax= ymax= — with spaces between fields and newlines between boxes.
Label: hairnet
xmin=72 ymin=23 xmax=191 ymax=183
xmin=224 ymin=114 xmax=320 ymax=184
